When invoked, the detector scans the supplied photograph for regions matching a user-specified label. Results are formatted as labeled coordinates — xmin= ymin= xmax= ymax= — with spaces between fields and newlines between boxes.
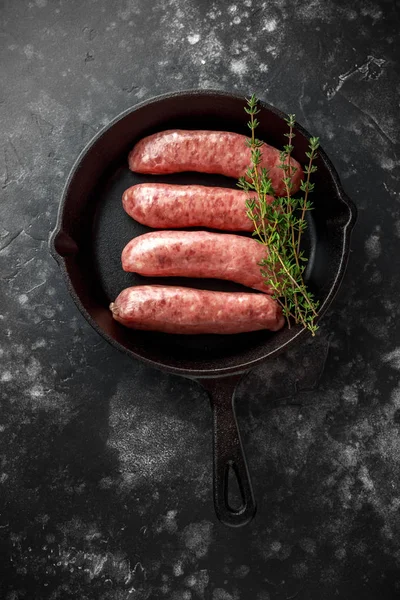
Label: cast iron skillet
xmin=50 ymin=90 xmax=357 ymax=527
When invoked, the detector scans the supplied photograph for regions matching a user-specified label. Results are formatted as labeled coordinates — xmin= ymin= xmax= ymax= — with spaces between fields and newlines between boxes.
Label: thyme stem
xmin=238 ymin=95 xmax=320 ymax=335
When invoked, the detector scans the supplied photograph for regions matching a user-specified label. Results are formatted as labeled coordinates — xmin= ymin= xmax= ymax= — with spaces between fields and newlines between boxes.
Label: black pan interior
xmin=52 ymin=91 xmax=354 ymax=376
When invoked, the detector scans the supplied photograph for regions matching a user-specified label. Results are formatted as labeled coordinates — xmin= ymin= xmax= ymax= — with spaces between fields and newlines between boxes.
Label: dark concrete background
xmin=1 ymin=0 xmax=400 ymax=598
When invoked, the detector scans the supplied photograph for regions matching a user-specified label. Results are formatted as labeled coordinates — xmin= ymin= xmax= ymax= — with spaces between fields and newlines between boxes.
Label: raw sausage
xmin=122 ymin=231 xmax=272 ymax=293
xmin=111 ymin=286 xmax=283 ymax=334
xmin=110 ymin=286 xmax=284 ymax=334
xmin=121 ymin=230 xmax=273 ymax=293
xmin=128 ymin=129 xmax=302 ymax=196
xmin=122 ymin=183 xmax=271 ymax=231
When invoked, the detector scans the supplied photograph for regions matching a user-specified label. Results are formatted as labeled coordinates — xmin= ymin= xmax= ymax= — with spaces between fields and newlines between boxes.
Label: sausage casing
xmin=121 ymin=230 xmax=273 ymax=293
xmin=128 ymin=129 xmax=302 ymax=196
xmin=122 ymin=183 xmax=266 ymax=231
xmin=110 ymin=286 xmax=284 ymax=334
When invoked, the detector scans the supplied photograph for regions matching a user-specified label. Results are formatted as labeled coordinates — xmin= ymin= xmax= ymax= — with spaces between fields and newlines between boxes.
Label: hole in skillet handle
xmin=226 ymin=461 xmax=246 ymax=512
xmin=200 ymin=374 xmax=256 ymax=527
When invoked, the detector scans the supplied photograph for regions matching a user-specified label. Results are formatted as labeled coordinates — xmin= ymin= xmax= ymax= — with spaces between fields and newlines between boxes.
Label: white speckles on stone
xmin=117 ymin=39 xmax=129 ymax=50
xmin=41 ymin=307 xmax=55 ymax=319
xmin=361 ymin=4 xmax=382 ymax=21
xmin=185 ymin=575 xmax=196 ymax=587
xmin=263 ymin=18 xmax=277 ymax=32
xmin=340 ymin=445 xmax=359 ymax=468
xmin=135 ymin=87 xmax=148 ymax=99
xmin=383 ymin=348 xmax=400 ymax=371
xmin=391 ymin=384 xmax=400 ymax=409
xmin=299 ymin=538 xmax=316 ymax=554
xmin=338 ymin=474 xmax=354 ymax=508
xmin=390 ymin=498 xmax=400 ymax=512
xmin=342 ymin=384 xmax=359 ymax=406
xmin=228 ymin=4 xmax=238 ymax=14
xmin=297 ymin=0 xmax=333 ymax=22
xmin=190 ymin=31 xmax=224 ymax=67
xmin=18 ymin=294 xmax=29 ymax=306
xmin=256 ymin=593 xmax=271 ymax=600
xmin=182 ymin=521 xmax=213 ymax=559
xmin=105 ymin=21 xmax=117 ymax=31
xmin=118 ymin=0 xmax=141 ymax=20
xmin=362 ymin=315 xmax=389 ymax=341
xmin=364 ymin=233 xmax=381 ymax=259
xmin=22 ymin=44 xmax=44 ymax=60
xmin=213 ymin=589 xmax=233 ymax=600
xmin=108 ymin=380 xmax=207 ymax=492
xmin=384 ymin=182 xmax=399 ymax=198
xmin=259 ymin=63 xmax=269 ymax=72
xmin=335 ymin=547 xmax=347 ymax=560
xmin=230 ymin=40 xmax=246 ymax=55
xmin=270 ymin=540 xmax=282 ymax=552
xmin=173 ymin=561 xmax=184 ymax=577
xmin=358 ymin=466 xmax=374 ymax=491
xmin=292 ymin=562 xmax=308 ymax=578
xmin=28 ymin=92 xmax=70 ymax=142
xmin=232 ymin=15 xmax=241 ymax=24
xmin=345 ymin=9 xmax=358 ymax=20
xmin=187 ymin=33 xmax=200 ymax=45
xmin=29 ymin=384 xmax=44 ymax=398
xmin=184 ymin=569 xmax=209 ymax=594
xmin=381 ymin=157 xmax=397 ymax=171
xmin=26 ymin=357 xmax=42 ymax=378
xmin=162 ymin=509 xmax=178 ymax=534
xmin=376 ymin=418 xmax=400 ymax=461
xmin=230 ymin=58 xmax=247 ymax=76
xmin=233 ymin=564 xmax=250 ymax=578
xmin=24 ymin=45 xmax=34 ymax=59
xmin=1 ymin=371 xmax=13 ymax=382
xmin=265 ymin=44 xmax=278 ymax=58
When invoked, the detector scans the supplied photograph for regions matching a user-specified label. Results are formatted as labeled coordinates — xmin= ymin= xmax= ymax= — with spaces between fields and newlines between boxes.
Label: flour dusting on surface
xmin=187 ymin=33 xmax=200 ymax=45
xmin=182 ymin=521 xmax=214 ymax=559
xmin=108 ymin=392 xmax=196 ymax=487
xmin=2 ymin=0 xmax=400 ymax=598
xmin=383 ymin=348 xmax=400 ymax=371
xmin=263 ymin=18 xmax=277 ymax=32
xmin=365 ymin=233 xmax=381 ymax=259
xmin=230 ymin=58 xmax=248 ymax=76
xmin=381 ymin=157 xmax=397 ymax=171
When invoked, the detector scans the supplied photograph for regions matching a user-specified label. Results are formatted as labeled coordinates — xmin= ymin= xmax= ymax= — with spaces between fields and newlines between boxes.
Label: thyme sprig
xmin=238 ymin=95 xmax=320 ymax=335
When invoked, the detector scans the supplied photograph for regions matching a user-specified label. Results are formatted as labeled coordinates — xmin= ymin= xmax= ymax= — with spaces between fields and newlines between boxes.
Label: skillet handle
xmin=201 ymin=375 xmax=256 ymax=527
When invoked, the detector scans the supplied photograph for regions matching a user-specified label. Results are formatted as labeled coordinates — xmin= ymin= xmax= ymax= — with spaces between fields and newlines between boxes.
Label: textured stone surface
xmin=1 ymin=0 xmax=400 ymax=598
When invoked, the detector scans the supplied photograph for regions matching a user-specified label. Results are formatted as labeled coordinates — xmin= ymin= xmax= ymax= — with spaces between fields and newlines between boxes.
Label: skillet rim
xmin=49 ymin=88 xmax=357 ymax=378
